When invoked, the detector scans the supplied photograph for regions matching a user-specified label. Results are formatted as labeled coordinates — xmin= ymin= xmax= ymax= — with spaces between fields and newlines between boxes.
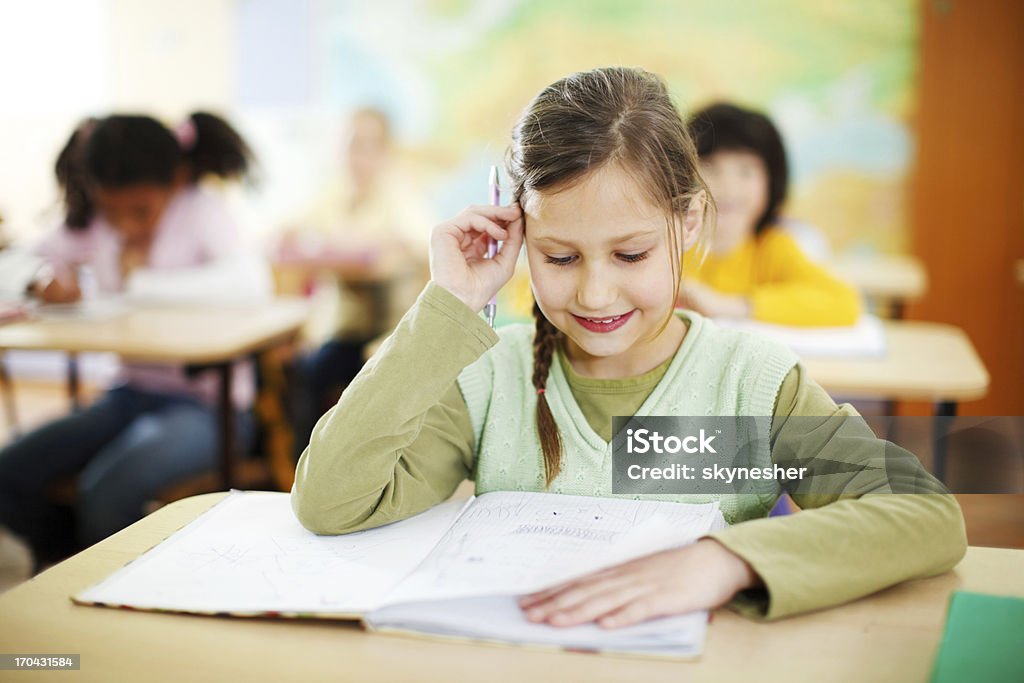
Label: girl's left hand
xmin=518 ymin=539 xmax=759 ymax=629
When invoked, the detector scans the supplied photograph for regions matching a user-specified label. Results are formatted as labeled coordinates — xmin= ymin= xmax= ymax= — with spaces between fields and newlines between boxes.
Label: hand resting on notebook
xmin=519 ymin=538 xmax=760 ymax=628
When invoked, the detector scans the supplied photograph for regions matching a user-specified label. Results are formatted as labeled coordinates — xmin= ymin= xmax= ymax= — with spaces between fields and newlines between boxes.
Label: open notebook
xmin=74 ymin=490 xmax=727 ymax=659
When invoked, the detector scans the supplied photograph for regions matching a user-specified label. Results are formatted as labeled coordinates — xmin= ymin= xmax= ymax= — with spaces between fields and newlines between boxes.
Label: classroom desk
xmin=272 ymin=248 xmax=415 ymax=284
xmin=801 ymin=320 xmax=989 ymax=481
xmin=272 ymin=248 xmax=425 ymax=339
xmin=830 ymin=253 xmax=927 ymax=319
xmin=800 ymin=320 xmax=988 ymax=405
xmin=0 ymin=300 xmax=309 ymax=488
xmin=0 ymin=492 xmax=1020 ymax=683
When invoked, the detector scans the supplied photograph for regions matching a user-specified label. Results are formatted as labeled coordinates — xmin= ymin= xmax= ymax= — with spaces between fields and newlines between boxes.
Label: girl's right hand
xmin=429 ymin=203 xmax=524 ymax=313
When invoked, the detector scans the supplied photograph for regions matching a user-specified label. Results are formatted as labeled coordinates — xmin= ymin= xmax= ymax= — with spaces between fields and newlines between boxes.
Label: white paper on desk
xmin=75 ymin=491 xmax=470 ymax=616
xmin=368 ymin=491 xmax=724 ymax=660
xmin=367 ymin=594 xmax=709 ymax=659
xmin=379 ymin=491 xmax=727 ymax=606
xmin=36 ymin=296 xmax=132 ymax=320
xmin=715 ymin=314 xmax=887 ymax=359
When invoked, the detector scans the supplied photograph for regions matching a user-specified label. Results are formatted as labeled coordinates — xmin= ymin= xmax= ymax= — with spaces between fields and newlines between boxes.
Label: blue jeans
xmin=0 ymin=385 xmax=252 ymax=568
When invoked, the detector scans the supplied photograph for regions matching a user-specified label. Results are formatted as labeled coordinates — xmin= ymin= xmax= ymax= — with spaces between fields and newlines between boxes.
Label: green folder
xmin=931 ymin=590 xmax=1024 ymax=683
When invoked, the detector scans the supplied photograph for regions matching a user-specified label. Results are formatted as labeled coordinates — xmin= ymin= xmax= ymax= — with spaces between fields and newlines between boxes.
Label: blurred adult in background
xmin=280 ymin=107 xmax=433 ymax=458
xmin=680 ymin=103 xmax=860 ymax=326
xmin=0 ymin=113 xmax=272 ymax=571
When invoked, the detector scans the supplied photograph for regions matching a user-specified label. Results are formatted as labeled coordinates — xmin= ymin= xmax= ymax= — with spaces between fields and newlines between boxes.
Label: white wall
xmin=0 ymin=0 xmax=237 ymax=242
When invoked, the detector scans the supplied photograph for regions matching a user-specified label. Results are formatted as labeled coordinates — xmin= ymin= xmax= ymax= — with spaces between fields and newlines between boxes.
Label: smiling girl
xmin=292 ymin=68 xmax=964 ymax=626
xmin=680 ymin=103 xmax=861 ymax=326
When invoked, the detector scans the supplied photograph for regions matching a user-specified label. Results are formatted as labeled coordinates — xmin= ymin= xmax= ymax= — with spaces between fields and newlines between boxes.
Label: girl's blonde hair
xmin=505 ymin=66 xmax=711 ymax=486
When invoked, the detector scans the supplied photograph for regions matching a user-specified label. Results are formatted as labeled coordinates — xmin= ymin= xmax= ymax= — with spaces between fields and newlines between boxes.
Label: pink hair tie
xmin=537 ymin=388 xmax=546 ymax=395
xmin=174 ymin=118 xmax=197 ymax=151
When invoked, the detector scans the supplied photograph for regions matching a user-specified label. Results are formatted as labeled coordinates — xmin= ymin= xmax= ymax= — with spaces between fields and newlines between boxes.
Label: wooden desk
xmin=0 ymin=492 xmax=1020 ymax=682
xmin=801 ymin=320 xmax=988 ymax=405
xmin=272 ymin=250 xmax=425 ymax=341
xmin=0 ymin=300 xmax=309 ymax=488
xmin=830 ymin=254 xmax=927 ymax=318
xmin=802 ymin=320 xmax=989 ymax=481
xmin=272 ymin=249 xmax=415 ymax=285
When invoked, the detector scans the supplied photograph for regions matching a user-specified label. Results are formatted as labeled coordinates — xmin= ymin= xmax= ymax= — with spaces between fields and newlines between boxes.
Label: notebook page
xmin=380 ymin=490 xmax=725 ymax=606
xmin=368 ymin=594 xmax=708 ymax=659
xmin=75 ymin=491 xmax=470 ymax=616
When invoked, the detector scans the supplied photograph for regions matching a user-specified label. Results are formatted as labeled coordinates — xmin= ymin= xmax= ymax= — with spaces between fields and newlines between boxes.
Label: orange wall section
xmin=907 ymin=0 xmax=1024 ymax=415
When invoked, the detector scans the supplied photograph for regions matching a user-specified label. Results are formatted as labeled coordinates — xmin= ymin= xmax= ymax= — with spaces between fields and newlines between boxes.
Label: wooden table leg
xmin=933 ymin=401 xmax=957 ymax=483
xmin=67 ymin=352 xmax=81 ymax=411
xmin=0 ymin=351 xmax=20 ymax=439
xmin=890 ymin=299 xmax=906 ymax=320
xmin=218 ymin=363 xmax=236 ymax=490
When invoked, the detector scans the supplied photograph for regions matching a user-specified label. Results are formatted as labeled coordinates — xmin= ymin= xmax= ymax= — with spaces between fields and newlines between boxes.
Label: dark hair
xmin=687 ymin=103 xmax=788 ymax=235
xmin=54 ymin=118 xmax=99 ymax=228
xmin=55 ymin=112 xmax=254 ymax=229
xmin=506 ymin=66 xmax=709 ymax=486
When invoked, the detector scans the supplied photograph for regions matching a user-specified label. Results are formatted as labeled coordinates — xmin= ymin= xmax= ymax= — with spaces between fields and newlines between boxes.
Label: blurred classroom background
xmin=0 ymin=0 xmax=1021 ymax=583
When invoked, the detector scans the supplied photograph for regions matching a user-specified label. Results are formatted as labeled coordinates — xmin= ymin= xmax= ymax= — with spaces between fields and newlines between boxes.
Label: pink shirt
xmin=35 ymin=186 xmax=273 ymax=408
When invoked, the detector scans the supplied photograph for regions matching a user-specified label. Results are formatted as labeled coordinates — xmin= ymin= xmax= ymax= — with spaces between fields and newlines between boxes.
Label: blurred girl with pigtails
xmin=0 ymin=113 xmax=272 ymax=570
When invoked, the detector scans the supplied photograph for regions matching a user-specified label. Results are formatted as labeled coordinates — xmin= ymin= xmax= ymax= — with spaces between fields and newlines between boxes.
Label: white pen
xmin=484 ymin=165 xmax=500 ymax=328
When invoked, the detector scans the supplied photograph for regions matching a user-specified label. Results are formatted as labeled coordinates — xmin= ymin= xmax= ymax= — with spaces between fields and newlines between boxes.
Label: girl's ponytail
xmin=532 ymin=302 xmax=563 ymax=485
xmin=55 ymin=118 xmax=98 ymax=229
xmin=53 ymin=112 xmax=254 ymax=230
xmin=180 ymin=112 xmax=255 ymax=183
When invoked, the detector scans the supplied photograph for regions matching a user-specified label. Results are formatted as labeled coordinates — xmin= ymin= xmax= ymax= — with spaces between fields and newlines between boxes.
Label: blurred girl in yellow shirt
xmin=680 ymin=103 xmax=860 ymax=326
